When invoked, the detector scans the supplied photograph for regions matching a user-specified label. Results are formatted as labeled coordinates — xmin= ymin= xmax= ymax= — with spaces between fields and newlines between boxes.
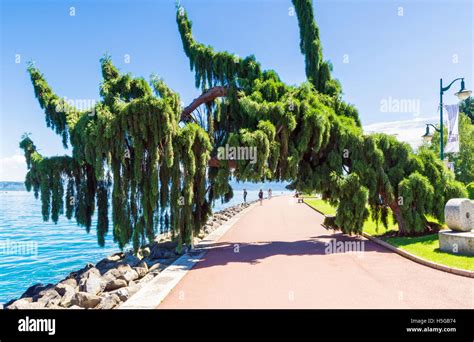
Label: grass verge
xmin=304 ymin=198 xmax=474 ymax=271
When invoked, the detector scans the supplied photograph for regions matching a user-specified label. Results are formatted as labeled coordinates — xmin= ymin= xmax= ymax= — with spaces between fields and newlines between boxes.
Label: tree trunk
xmin=389 ymin=202 xmax=407 ymax=235
xmin=180 ymin=86 xmax=228 ymax=122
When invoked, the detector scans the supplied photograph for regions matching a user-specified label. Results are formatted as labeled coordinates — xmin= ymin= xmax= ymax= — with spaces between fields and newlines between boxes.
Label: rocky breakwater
xmin=4 ymin=202 xmax=252 ymax=309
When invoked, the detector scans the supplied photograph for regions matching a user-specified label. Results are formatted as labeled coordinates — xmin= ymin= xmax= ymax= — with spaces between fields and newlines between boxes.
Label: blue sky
xmin=0 ymin=0 xmax=472 ymax=181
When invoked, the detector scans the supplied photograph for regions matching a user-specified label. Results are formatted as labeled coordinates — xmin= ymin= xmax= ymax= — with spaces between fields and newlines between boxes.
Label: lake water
xmin=0 ymin=186 xmax=290 ymax=304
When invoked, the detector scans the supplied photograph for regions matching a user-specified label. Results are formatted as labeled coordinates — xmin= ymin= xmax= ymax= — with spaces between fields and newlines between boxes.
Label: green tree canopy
xmin=20 ymin=0 xmax=466 ymax=252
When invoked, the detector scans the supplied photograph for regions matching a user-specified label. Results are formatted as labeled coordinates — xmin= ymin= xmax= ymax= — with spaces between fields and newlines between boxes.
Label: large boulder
xmin=119 ymin=270 xmax=139 ymax=283
xmin=96 ymin=294 xmax=121 ymax=309
xmin=122 ymin=253 xmax=141 ymax=267
xmin=79 ymin=272 xmax=106 ymax=295
xmin=70 ymin=292 xmax=102 ymax=309
xmin=55 ymin=284 xmax=76 ymax=308
xmin=113 ymin=288 xmax=130 ymax=302
xmin=20 ymin=283 xmax=53 ymax=299
xmin=55 ymin=283 xmax=75 ymax=297
xmin=148 ymin=262 xmax=166 ymax=274
xmin=7 ymin=298 xmax=46 ymax=309
xmin=57 ymin=278 xmax=77 ymax=288
xmin=103 ymin=268 xmax=121 ymax=282
xmin=105 ymin=279 xmax=128 ymax=291
xmin=445 ymin=198 xmax=474 ymax=232
xmin=133 ymin=266 xmax=148 ymax=279
xmin=116 ymin=264 xmax=133 ymax=275
xmin=149 ymin=241 xmax=177 ymax=259
xmin=112 ymin=283 xmax=141 ymax=302
xmin=34 ymin=289 xmax=61 ymax=307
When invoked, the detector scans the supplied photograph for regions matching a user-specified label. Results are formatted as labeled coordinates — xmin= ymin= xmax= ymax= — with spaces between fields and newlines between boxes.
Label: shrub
xmin=467 ymin=182 xmax=474 ymax=200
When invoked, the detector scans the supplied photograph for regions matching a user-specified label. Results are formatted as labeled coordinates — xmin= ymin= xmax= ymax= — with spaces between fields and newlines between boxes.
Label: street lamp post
xmin=427 ymin=78 xmax=472 ymax=160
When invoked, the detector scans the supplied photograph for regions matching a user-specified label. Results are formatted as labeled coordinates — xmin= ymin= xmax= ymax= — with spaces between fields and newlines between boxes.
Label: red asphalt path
xmin=158 ymin=195 xmax=474 ymax=309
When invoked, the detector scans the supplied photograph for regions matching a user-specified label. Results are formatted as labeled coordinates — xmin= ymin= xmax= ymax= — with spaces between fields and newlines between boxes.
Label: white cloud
xmin=363 ymin=116 xmax=438 ymax=150
xmin=0 ymin=153 xmax=27 ymax=181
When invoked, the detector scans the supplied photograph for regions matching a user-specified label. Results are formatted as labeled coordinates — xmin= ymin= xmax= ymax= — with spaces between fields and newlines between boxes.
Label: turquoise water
xmin=0 ymin=186 xmax=290 ymax=304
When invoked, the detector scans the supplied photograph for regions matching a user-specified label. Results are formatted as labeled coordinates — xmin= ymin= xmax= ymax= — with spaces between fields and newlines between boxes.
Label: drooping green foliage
xmin=21 ymin=57 xmax=213 ymax=251
xmin=292 ymin=0 xmax=341 ymax=97
xmin=460 ymin=96 xmax=474 ymax=124
xmin=467 ymin=182 xmax=474 ymax=200
xmin=21 ymin=1 xmax=467 ymax=253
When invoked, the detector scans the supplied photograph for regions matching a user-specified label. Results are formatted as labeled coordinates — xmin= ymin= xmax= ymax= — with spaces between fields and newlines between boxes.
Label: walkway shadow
xmin=193 ymin=232 xmax=391 ymax=269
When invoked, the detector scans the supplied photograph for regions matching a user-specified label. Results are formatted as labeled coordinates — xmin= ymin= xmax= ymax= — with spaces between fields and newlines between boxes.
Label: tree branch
xmin=180 ymin=86 xmax=228 ymax=122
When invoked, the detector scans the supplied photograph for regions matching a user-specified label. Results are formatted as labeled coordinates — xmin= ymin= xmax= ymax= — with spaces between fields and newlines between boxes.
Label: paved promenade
xmin=158 ymin=196 xmax=474 ymax=309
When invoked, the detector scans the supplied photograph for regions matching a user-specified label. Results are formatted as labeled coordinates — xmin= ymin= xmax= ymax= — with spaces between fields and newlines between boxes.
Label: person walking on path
xmin=268 ymin=188 xmax=272 ymax=200
xmin=258 ymin=189 xmax=263 ymax=205
xmin=243 ymin=189 xmax=248 ymax=203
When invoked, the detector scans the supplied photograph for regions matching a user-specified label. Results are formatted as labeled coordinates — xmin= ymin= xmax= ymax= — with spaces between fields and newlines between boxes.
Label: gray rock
xmin=445 ymin=198 xmax=474 ymax=232
xmin=21 ymin=283 xmax=53 ymax=299
xmin=137 ymin=260 xmax=149 ymax=271
xmin=107 ymin=254 xmax=122 ymax=262
xmin=122 ymin=253 xmax=141 ymax=267
xmin=58 ymin=278 xmax=77 ymax=288
xmin=119 ymin=270 xmax=139 ymax=283
xmin=105 ymin=279 xmax=128 ymax=291
xmin=35 ymin=289 xmax=61 ymax=307
xmin=96 ymin=294 xmax=121 ymax=309
xmin=80 ymin=273 xmax=106 ymax=295
xmin=133 ymin=267 xmax=148 ymax=279
xmin=113 ymin=288 xmax=130 ymax=302
xmin=55 ymin=284 xmax=76 ymax=308
xmin=114 ymin=283 xmax=141 ymax=302
xmin=55 ymin=283 xmax=75 ymax=297
xmin=103 ymin=268 xmax=121 ymax=282
xmin=59 ymin=291 xmax=75 ymax=308
xmin=95 ymin=259 xmax=117 ymax=273
xmin=71 ymin=292 xmax=102 ymax=309
xmin=148 ymin=262 xmax=166 ymax=273
xmin=82 ymin=267 xmax=100 ymax=278
xmin=149 ymin=241 xmax=177 ymax=259
xmin=128 ymin=284 xmax=141 ymax=297
xmin=116 ymin=264 xmax=133 ymax=275
xmin=111 ymin=252 xmax=125 ymax=259
xmin=7 ymin=298 xmax=46 ymax=309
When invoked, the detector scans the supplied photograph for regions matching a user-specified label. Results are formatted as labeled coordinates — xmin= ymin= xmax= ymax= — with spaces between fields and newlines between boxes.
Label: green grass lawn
xmin=304 ymin=199 xmax=336 ymax=215
xmin=304 ymin=198 xmax=474 ymax=271
xmin=387 ymin=234 xmax=474 ymax=271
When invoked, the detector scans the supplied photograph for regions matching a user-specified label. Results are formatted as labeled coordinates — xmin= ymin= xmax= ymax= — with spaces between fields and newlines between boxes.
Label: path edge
xmin=361 ymin=232 xmax=474 ymax=278
xmin=304 ymin=200 xmax=474 ymax=279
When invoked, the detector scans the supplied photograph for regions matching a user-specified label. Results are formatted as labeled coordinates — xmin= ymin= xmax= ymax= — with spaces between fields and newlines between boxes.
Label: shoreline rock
xmin=4 ymin=201 xmax=253 ymax=309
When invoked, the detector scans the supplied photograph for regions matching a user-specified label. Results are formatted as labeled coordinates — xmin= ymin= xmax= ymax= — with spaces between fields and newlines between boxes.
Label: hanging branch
xmin=180 ymin=86 xmax=228 ymax=122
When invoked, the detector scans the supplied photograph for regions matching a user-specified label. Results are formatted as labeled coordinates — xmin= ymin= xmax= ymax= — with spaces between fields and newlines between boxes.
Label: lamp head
xmin=422 ymin=124 xmax=433 ymax=143
xmin=455 ymin=79 xmax=472 ymax=100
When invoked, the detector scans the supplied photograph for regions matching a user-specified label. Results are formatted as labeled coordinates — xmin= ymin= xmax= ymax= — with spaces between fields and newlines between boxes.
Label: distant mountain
xmin=0 ymin=182 xmax=26 ymax=191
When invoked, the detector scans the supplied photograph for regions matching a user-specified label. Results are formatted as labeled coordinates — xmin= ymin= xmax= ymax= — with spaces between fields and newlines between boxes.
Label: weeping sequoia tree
xmin=20 ymin=0 xmax=466 ymax=253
